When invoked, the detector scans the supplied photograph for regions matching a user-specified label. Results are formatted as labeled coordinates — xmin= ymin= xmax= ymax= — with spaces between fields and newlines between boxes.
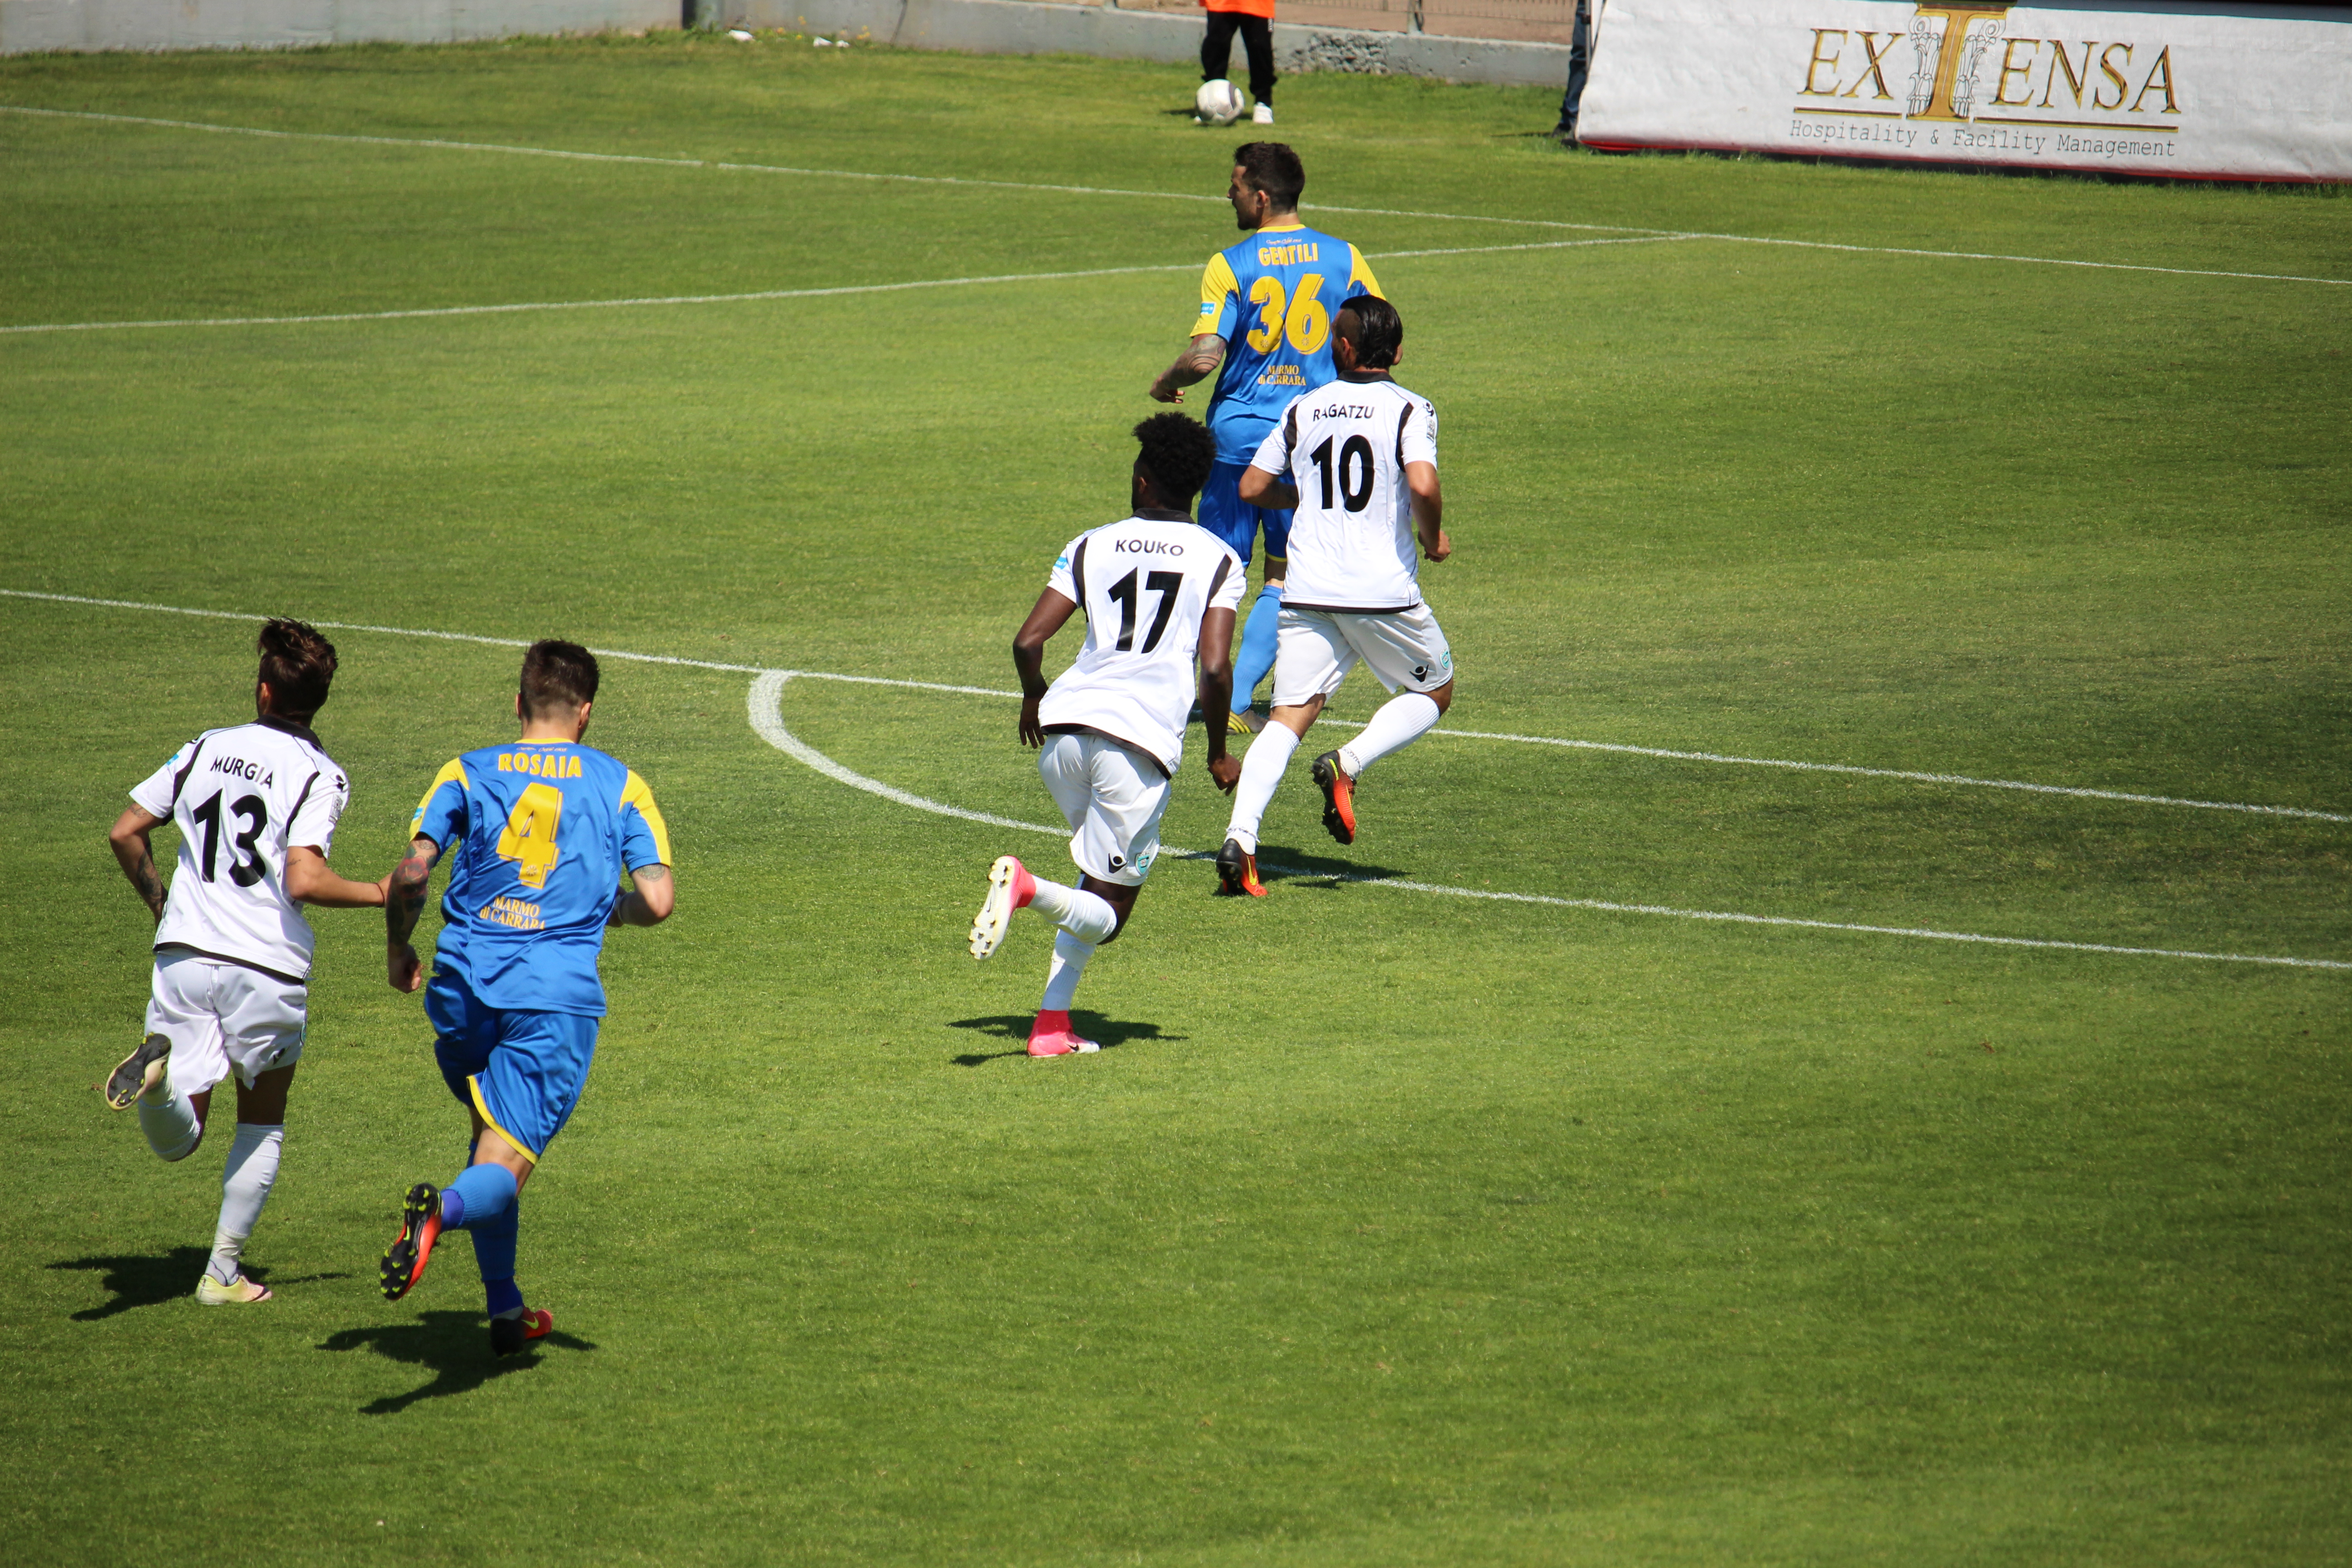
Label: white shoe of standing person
xmin=1253 ymin=103 xmax=1274 ymax=125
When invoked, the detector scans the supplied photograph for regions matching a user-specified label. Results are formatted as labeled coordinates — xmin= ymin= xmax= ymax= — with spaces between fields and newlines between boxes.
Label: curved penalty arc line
xmin=744 ymin=673 xmax=2352 ymax=973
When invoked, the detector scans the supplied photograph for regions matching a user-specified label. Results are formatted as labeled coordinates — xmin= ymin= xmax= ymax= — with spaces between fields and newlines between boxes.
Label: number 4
xmin=496 ymin=782 xmax=565 ymax=887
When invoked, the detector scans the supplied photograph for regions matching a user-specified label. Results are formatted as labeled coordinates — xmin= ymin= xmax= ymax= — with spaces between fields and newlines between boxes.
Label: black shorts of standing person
xmin=1203 ymin=0 xmax=1277 ymax=125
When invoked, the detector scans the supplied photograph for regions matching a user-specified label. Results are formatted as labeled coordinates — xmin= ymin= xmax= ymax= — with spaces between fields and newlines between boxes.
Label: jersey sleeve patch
xmin=1047 ymin=533 xmax=1086 ymax=602
xmin=409 ymin=757 xmax=470 ymax=845
xmin=128 ymin=738 xmax=197 ymax=818
xmin=620 ymin=769 xmax=672 ymax=868
xmin=1198 ymin=253 xmax=1241 ymax=338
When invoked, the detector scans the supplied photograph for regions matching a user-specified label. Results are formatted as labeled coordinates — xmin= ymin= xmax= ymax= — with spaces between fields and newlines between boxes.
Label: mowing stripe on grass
xmin=5 ymin=588 xmax=2341 ymax=967
xmin=745 ymin=675 xmax=2348 ymax=972
xmin=5 ymin=103 xmax=2346 ymax=290
xmin=8 ymin=586 xmax=2343 ymax=824
xmin=0 ymin=237 xmax=1690 ymax=336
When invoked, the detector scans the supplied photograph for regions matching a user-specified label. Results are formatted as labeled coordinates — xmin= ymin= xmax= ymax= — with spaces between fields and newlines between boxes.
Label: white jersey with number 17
xmin=1250 ymin=376 xmax=1438 ymax=613
xmin=128 ymin=718 xmax=351 ymax=984
xmin=1040 ymin=514 xmax=1247 ymax=777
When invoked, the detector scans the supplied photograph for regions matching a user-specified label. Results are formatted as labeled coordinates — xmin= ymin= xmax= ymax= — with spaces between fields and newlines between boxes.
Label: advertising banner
xmin=1576 ymin=1 xmax=2352 ymax=182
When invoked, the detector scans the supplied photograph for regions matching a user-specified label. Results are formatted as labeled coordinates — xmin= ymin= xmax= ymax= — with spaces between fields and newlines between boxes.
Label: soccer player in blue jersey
xmin=1148 ymin=141 xmax=1384 ymax=730
xmin=375 ymin=640 xmax=674 ymax=1357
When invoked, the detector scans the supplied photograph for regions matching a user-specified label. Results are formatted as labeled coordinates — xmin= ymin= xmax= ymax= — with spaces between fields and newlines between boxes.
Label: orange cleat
xmin=1310 ymin=750 xmax=1356 ymax=845
xmin=492 ymin=1307 xmax=554 ymax=1357
xmin=379 ymin=1183 xmax=442 ymax=1301
xmin=1215 ymin=838 xmax=1267 ymax=898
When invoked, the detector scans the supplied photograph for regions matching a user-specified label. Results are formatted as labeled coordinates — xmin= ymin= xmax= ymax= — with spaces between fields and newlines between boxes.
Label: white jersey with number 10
xmin=1250 ymin=377 xmax=1438 ymax=614
xmin=1039 ymin=515 xmax=1247 ymax=777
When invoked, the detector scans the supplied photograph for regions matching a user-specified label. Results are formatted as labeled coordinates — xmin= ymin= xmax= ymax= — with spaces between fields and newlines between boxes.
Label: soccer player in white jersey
xmin=103 ymin=620 xmax=389 ymax=1303
xmin=969 ymin=413 xmax=1247 ymax=1055
xmin=1215 ymin=294 xmax=1454 ymax=896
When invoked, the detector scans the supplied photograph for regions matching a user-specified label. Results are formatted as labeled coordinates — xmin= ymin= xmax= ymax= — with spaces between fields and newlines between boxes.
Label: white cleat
xmin=1253 ymin=103 xmax=1274 ymax=125
xmin=970 ymin=855 xmax=1036 ymax=960
xmin=195 ymin=1273 xmax=273 ymax=1305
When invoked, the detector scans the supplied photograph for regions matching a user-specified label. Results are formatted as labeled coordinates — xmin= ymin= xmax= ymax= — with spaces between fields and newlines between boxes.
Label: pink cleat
xmin=1026 ymin=1009 xmax=1101 ymax=1057
xmin=970 ymin=855 xmax=1039 ymax=960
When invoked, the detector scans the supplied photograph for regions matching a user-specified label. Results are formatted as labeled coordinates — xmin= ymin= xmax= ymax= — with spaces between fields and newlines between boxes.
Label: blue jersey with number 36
xmin=409 ymin=740 xmax=671 ymax=1017
xmin=1196 ymin=220 xmax=1383 ymax=466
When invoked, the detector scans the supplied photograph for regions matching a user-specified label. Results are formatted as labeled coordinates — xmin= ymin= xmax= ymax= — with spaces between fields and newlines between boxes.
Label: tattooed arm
xmin=1149 ymin=334 xmax=1226 ymax=404
xmin=608 ymin=863 xmax=674 ymax=928
xmin=109 ymin=804 xmax=169 ymax=925
xmin=386 ymin=836 xmax=443 ymax=993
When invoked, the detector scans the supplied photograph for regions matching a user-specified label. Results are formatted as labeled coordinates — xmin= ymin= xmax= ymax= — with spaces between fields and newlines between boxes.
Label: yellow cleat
xmin=195 ymin=1273 xmax=273 ymax=1305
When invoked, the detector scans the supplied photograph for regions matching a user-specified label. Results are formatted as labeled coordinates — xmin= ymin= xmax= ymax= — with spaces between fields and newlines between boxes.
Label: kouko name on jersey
xmin=129 ymin=717 xmax=352 ymax=984
xmin=1250 ymin=377 xmax=1439 ymax=613
xmin=1041 ymin=515 xmax=1249 ymax=776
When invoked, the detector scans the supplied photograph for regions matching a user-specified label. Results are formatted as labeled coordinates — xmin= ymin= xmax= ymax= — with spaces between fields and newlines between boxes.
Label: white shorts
xmin=1038 ymin=730 xmax=1172 ymax=887
xmin=144 ymin=951 xmax=308 ymax=1096
xmin=1271 ymin=603 xmax=1455 ymax=708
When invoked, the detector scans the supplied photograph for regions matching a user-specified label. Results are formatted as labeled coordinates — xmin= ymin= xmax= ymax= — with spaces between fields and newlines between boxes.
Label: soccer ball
xmin=1196 ymin=79 xmax=1246 ymax=127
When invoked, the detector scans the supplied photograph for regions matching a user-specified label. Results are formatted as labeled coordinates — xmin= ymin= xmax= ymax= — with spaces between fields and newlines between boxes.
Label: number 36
xmin=1245 ymin=273 xmax=1330 ymax=356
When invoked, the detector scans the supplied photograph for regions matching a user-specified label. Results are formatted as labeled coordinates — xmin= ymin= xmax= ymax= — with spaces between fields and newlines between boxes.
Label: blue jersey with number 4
xmin=409 ymin=740 xmax=671 ymax=1017
xmin=1196 ymin=220 xmax=1383 ymax=466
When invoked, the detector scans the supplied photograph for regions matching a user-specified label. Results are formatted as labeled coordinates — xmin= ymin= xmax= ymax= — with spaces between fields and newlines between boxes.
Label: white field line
xmin=0 ymin=237 xmax=1690 ymax=337
xmin=5 ymin=587 xmax=2341 ymax=968
xmin=4 ymin=104 xmax=2345 ymax=289
xmin=10 ymin=586 xmax=2345 ymax=824
xmin=745 ymin=674 xmax=2349 ymax=972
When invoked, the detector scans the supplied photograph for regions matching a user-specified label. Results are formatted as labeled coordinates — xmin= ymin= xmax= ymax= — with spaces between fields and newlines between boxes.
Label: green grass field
xmin=2 ymin=34 xmax=2347 ymax=1564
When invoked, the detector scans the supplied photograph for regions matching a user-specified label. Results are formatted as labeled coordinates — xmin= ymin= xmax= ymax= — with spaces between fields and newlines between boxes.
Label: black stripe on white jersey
xmin=168 ymin=739 xmax=211 ymax=808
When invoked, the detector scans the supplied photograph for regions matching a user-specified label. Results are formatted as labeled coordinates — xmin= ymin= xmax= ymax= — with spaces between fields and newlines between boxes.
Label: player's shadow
xmin=48 ymin=1250 xmax=350 ymax=1320
xmin=1253 ymin=847 xmax=1412 ymax=889
xmin=946 ymin=1014 xmax=1185 ymax=1065
xmin=319 ymin=1311 xmax=597 ymax=1415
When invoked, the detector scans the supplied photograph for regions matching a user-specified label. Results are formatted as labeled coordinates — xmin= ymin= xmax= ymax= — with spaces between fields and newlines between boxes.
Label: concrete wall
xmin=0 ymin=0 xmax=1573 ymax=87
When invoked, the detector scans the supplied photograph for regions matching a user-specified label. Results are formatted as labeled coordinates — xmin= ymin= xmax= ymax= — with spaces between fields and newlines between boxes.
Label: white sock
xmin=1028 ymin=877 xmax=1117 ymax=944
xmin=1041 ymin=929 xmax=1096 ymax=1012
xmin=136 ymin=1067 xmax=203 ymax=1163
xmin=1338 ymin=692 xmax=1441 ymax=779
xmin=1225 ymin=723 xmax=1302 ymax=856
xmin=209 ymin=1122 xmax=283 ymax=1285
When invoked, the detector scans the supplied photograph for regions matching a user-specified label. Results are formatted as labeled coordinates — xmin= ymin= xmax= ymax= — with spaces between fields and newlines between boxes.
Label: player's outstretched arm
xmin=1149 ymin=334 xmax=1226 ymax=405
xmin=1012 ymin=588 xmax=1080 ymax=747
xmin=1237 ymin=464 xmax=1298 ymax=511
xmin=284 ymin=845 xmax=390 ymax=909
xmin=109 ymin=804 xmax=169 ymax=925
xmin=1406 ymin=461 xmax=1450 ymax=563
xmin=384 ymin=835 xmax=443 ymax=993
xmin=1196 ymin=606 xmax=1242 ymax=793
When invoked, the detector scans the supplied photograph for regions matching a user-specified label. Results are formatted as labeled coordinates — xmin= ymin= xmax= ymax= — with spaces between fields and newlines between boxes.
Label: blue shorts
xmin=427 ymin=968 xmax=599 ymax=1163
xmin=1198 ymin=459 xmax=1291 ymax=571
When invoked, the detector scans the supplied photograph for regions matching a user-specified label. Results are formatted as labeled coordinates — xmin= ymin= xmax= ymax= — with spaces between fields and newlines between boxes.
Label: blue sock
xmin=438 ymin=1161 xmax=517 ymax=1231
xmin=476 ymin=1191 xmax=521 ymax=1315
xmin=1232 ymin=581 xmax=1284 ymax=711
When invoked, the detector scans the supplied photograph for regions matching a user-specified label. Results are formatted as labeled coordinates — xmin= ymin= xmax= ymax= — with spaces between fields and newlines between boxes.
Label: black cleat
xmin=1215 ymin=838 xmax=1267 ymax=898
xmin=1310 ymin=751 xmax=1357 ymax=845
xmin=105 ymin=1033 xmax=172 ymax=1110
xmin=492 ymin=1308 xmax=554 ymax=1357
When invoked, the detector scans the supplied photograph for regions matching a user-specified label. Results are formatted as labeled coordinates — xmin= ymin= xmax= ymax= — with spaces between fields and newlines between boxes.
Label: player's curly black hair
xmin=1132 ymin=412 xmax=1217 ymax=506
xmin=1337 ymin=294 xmax=1404 ymax=370
xmin=256 ymin=618 xmax=338 ymax=721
